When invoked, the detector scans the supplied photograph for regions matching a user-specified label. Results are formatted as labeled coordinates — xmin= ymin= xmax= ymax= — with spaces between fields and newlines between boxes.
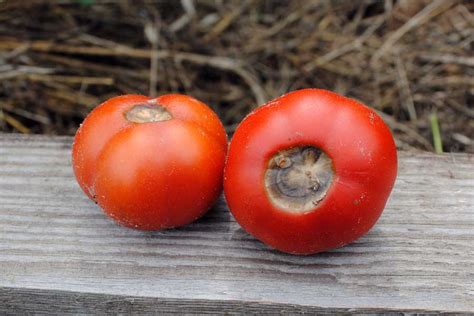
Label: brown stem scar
xmin=124 ymin=103 xmax=172 ymax=123
xmin=264 ymin=146 xmax=334 ymax=213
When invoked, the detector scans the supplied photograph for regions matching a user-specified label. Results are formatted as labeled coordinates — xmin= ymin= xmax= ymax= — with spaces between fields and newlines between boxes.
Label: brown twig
xmin=25 ymin=74 xmax=114 ymax=85
xmin=395 ymin=54 xmax=417 ymax=121
xmin=372 ymin=0 xmax=457 ymax=64
xmin=0 ymin=39 xmax=266 ymax=104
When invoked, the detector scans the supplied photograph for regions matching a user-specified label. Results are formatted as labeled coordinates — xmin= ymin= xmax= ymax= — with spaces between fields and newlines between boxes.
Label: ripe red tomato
xmin=72 ymin=94 xmax=227 ymax=230
xmin=224 ymin=89 xmax=397 ymax=255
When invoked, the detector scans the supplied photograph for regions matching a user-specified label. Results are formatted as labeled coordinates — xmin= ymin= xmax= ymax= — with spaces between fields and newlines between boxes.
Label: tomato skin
xmin=72 ymin=95 xmax=149 ymax=199
xmin=72 ymin=94 xmax=227 ymax=230
xmin=224 ymin=89 xmax=397 ymax=255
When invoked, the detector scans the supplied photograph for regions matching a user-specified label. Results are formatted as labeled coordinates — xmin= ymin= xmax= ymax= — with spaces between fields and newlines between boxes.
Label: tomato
xmin=224 ymin=89 xmax=397 ymax=255
xmin=72 ymin=94 xmax=227 ymax=230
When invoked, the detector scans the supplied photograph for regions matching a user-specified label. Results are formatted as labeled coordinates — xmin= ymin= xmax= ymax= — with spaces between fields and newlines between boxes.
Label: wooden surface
xmin=0 ymin=133 xmax=473 ymax=314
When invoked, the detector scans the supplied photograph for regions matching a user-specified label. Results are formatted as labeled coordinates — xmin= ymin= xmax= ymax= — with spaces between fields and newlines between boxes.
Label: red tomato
xmin=224 ymin=89 xmax=397 ymax=255
xmin=72 ymin=94 xmax=227 ymax=230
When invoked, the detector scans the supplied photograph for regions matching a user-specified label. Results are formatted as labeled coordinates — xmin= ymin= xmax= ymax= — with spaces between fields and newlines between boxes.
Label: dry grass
xmin=0 ymin=0 xmax=472 ymax=152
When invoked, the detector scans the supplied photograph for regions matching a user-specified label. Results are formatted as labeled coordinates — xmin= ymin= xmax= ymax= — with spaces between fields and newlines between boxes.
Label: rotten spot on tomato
xmin=265 ymin=146 xmax=334 ymax=212
xmin=124 ymin=104 xmax=172 ymax=123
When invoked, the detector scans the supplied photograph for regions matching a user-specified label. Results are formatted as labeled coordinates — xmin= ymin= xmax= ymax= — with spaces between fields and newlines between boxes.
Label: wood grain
xmin=0 ymin=133 xmax=473 ymax=314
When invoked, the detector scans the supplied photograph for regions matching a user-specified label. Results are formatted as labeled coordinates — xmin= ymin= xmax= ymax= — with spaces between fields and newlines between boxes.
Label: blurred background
xmin=0 ymin=0 xmax=472 ymax=152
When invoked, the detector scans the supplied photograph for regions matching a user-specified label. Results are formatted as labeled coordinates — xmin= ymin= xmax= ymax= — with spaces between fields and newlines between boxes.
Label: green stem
xmin=430 ymin=112 xmax=443 ymax=154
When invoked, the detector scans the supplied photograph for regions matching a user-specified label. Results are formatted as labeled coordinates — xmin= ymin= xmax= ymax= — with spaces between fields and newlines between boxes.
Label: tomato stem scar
xmin=265 ymin=146 xmax=334 ymax=212
xmin=124 ymin=103 xmax=172 ymax=123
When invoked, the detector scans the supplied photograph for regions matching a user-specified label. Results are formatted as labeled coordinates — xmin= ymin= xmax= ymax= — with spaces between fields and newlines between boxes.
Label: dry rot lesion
xmin=265 ymin=146 xmax=334 ymax=213
xmin=124 ymin=104 xmax=173 ymax=123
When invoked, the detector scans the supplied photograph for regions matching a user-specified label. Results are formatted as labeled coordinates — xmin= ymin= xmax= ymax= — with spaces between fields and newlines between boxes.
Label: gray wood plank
xmin=0 ymin=133 xmax=473 ymax=314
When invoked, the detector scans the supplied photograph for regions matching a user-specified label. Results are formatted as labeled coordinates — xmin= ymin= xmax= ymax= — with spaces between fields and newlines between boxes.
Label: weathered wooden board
xmin=0 ymin=133 xmax=473 ymax=314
